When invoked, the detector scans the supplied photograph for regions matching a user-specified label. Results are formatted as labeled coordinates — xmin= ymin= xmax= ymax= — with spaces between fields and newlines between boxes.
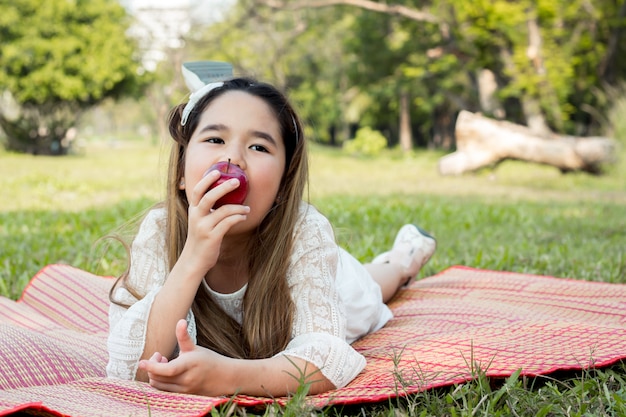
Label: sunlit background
xmin=1 ymin=1 xmax=624 ymax=289
xmin=1 ymin=4 xmax=625 ymax=413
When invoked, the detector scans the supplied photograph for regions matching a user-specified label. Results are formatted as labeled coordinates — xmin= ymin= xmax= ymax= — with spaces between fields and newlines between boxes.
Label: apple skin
xmin=204 ymin=161 xmax=248 ymax=208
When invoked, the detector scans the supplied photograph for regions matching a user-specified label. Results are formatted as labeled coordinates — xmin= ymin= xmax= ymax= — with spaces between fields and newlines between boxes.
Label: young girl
xmin=106 ymin=76 xmax=436 ymax=397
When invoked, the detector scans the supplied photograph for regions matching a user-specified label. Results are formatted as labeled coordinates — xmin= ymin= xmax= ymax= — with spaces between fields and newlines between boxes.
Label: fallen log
xmin=438 ymin=110 xmax=619 ymax=175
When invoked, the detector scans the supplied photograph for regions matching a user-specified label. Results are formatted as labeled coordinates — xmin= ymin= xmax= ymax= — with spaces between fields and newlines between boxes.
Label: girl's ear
xmin=179 ymin=178 xmax=186 ymax=190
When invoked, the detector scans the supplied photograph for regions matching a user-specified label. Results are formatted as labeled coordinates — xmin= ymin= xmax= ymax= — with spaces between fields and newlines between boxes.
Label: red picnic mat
xmin=1 ymin=264 xmax=626 ymax=416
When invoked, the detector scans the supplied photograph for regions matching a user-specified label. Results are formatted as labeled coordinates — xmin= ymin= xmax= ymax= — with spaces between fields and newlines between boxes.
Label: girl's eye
xmin=205 ymin=137 xmax=224 ymax=144
xmin=250 ymin=144 xmax=269 ymax=153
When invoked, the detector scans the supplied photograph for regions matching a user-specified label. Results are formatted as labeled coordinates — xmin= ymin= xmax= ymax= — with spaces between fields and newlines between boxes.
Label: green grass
xmin=1 ymin=141 xmax=625 ymax=415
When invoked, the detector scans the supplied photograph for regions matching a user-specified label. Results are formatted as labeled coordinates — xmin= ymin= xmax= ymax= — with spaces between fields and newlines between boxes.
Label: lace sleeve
xmin=279 ymin=204 xmax=366 ymax=388
xmin=106 ymin=208 xmax=197 ymax=380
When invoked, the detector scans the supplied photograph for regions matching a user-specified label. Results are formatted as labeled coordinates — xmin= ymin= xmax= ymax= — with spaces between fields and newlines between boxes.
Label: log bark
xmin=438 ymin=110 xmax=619 ymax=175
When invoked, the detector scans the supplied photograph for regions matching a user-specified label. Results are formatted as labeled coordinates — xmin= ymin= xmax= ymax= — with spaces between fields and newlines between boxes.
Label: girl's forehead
xmin=196 ymin=91 xmax=283 ymax=139
xmin=204 ymin=91 xmax=273 ymax=116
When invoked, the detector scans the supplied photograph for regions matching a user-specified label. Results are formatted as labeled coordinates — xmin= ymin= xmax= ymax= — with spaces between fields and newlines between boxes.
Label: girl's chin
xmin=224 ymin=218 xmax=258 ymax=236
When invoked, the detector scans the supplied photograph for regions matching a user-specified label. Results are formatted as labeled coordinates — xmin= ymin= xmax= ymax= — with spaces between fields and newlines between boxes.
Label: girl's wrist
xmin=172 ymin=250 xmax=210 ymax=284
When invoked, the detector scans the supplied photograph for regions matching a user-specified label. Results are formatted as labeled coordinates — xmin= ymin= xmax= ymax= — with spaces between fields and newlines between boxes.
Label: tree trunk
xmin=431 ymin=105 xmax=455 ymax=150
xmin=0 ymin=98 xmax=77 ymax=155
xmin=438 ymin=110 xmax=618 ymax=176
xmin=598 ymin=0 xmax=626 ymax=85
xmin=477 ymin=68 xmax=504 ymax=119
xmin=399 ymin=89 xmax=412 ymax=152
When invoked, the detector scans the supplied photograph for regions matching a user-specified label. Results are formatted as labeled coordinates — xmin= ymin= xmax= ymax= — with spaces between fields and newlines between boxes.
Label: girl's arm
xmin=135 ymin=256 xmax=206 ymax=381
xmin=139 ymin=320 xmax=335 ymax=396
xmin=138 ymin=199 xmax=251 ymax=381
xmin=107 ymin=208 xmax=173 ymax=380
xmin=108 ymin=181 xmax=250 ymax=381
xmin=281 ymin=205 xmax=367 ymax=388
xmin=106 ymin=207 xmax=205 ymax=382
xmin=138 ymin=205 xmax=367 ymax=396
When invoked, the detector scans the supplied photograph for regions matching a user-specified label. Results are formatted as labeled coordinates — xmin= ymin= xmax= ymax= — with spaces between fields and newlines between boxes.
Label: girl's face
xmin=183 ymin=90 xmax=286 ymax=235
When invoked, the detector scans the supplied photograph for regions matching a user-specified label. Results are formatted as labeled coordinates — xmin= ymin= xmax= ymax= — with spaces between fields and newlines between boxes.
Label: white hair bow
xmin=180 ymin=61 xmax=233 ymax=126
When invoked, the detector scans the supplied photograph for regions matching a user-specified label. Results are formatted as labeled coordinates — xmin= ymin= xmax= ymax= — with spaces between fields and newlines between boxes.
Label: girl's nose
xmin=221 ymin=147 xmax=245 ymax=170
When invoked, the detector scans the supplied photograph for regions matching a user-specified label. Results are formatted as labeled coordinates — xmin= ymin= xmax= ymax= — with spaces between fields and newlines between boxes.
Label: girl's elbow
xmin=305 ymin=376 xmax=336 ymax=395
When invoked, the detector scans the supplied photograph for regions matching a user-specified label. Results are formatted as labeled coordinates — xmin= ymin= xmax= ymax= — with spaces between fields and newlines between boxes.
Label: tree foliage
xmin=0 ymin=0 xmax=147 ymax=154
xmin=144 ymin=0 xmax=626 ymax=152
xmin=447 ymin=0 xmax=626 ymax=133
xmin=185 ymin=0 xmax=357 ymax=145
xmin=241 ymin=0 xmax=626 ymax=150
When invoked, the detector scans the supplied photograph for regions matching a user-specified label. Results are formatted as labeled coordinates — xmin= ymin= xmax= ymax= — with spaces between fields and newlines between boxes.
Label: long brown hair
xmin=114 ymin=77 xmax=308 ymax=359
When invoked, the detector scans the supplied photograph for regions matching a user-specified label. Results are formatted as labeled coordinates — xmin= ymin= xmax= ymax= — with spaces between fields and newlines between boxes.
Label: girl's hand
xmin=182 ymin=170 xmax=250 ymax=273
xmin=139 ymin=321 xmax=336 ymax=397
xmin=138 ymin=320 xmax=234 ymax=397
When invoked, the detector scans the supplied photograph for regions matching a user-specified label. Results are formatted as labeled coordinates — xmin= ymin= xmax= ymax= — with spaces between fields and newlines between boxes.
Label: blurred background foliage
xmin=0 ymin=0 xmax=625 ymax=156
xmin=0 ymin=0 xmax=150 ymax=154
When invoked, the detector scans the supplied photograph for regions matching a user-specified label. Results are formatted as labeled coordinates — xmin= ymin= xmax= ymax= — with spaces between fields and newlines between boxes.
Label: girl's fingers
xmin=193 ymin=201 xmax=250 ymax=230
xmin=141 ymin=359 xmax=178 ymax=378
xmin=189 ymin=170 xmax=245 ymax=211
xmin=145 ymin=351 xmax=168 ymax=364
xmin=197 ymin=178 xmax=242 ymax=211
xmin=188 ymin=170 xmax=219 ymax=206
xmin=148 ymin=379 xmax=184 ymax=393
xmin=175 ymin=319 xmax=195 ymax=354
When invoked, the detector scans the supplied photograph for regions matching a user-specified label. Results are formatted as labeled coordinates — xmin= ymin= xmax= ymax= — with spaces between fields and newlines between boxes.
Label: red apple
xmin=204 ymin=160 xmax=248 ymax=208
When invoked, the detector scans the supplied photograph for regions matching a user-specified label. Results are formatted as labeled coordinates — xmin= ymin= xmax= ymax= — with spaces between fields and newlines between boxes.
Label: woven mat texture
xmin=1 ymin=264 xmax=625 ymax=416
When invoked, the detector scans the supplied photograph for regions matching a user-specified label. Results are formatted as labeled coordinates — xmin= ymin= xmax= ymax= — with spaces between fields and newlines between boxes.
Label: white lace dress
xmin=106 ymin=202 xmax=392 ymax=389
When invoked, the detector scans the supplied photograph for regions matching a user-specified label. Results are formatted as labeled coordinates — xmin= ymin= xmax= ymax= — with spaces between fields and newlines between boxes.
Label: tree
xmin=186 ymin=0 xmax=358 ymax=145
xmin=255 ymin=0 xmax=463 ymax=150
xmin=342 ymin=7 xmax=469 ymax=149
xmin=253 ymin=0 xmax=626 ymax=151
xmin=448 ymin=0 xmax=626 ymax=135
xmin=0 ymin=0 xmax=147 ymax=155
